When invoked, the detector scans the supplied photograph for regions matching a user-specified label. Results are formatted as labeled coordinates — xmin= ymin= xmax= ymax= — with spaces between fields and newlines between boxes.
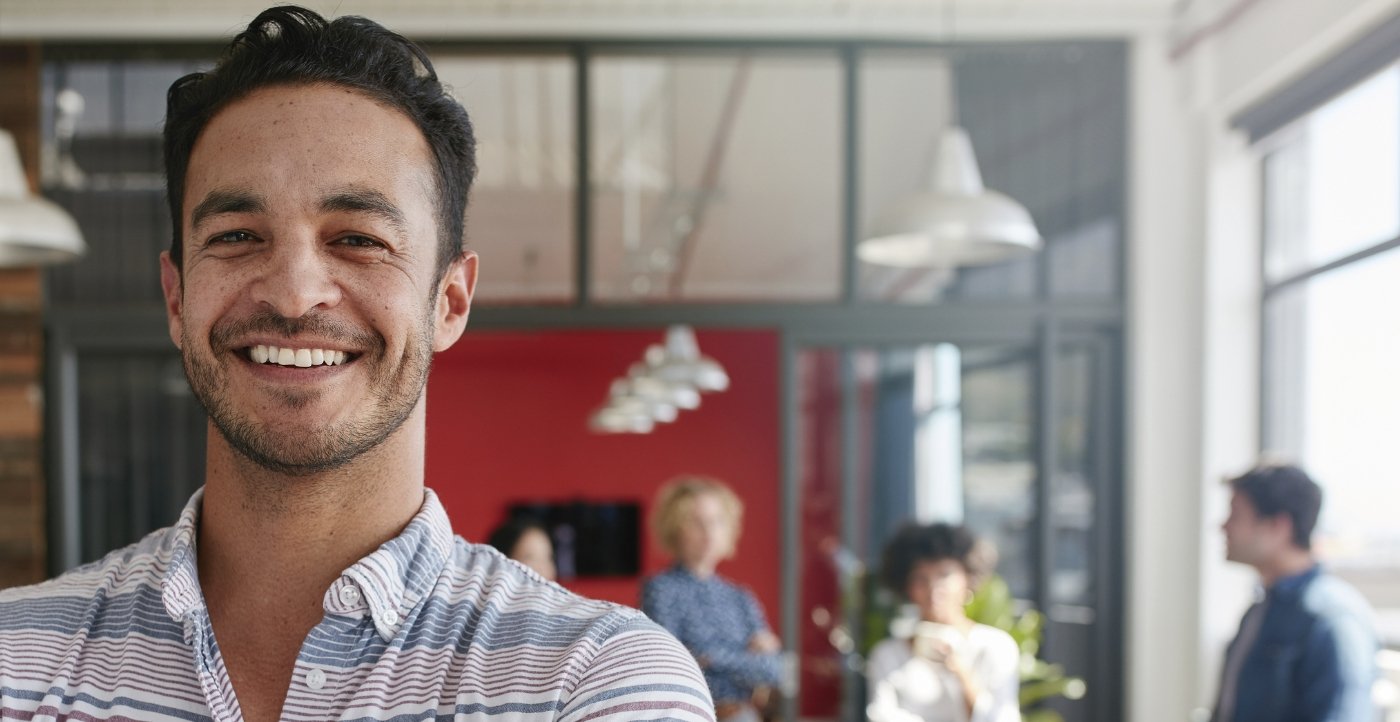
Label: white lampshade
xmin=0 ymin=129 xmax=86 ymax=267
xmin=860 ymin=126 xmax=1039 ymax=268
xmin=588 ymin=405 xmax=655 ymax=434
xmin=646 ymin=326 xmax=730 ymax=393
xmin=628 ymin=360 xmax=701 ymax=410
xmin=609 ymin=379 xmax=679 ymax=423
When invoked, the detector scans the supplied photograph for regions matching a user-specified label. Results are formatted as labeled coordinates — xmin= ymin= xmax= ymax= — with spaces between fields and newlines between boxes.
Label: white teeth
xmin=249 ymin=344 xmax=348 ymax=368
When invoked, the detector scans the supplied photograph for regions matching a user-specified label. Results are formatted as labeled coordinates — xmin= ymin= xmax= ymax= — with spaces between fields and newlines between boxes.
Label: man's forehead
xmin=183 ymin=85 xmax=436 ymax=221
xmin=189 ymin=84 xmax=431 ymax=166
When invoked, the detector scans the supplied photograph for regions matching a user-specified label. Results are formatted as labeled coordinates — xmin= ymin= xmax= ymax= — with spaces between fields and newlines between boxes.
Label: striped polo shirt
xmin=0 ymin=488 xmax=713 ymax=722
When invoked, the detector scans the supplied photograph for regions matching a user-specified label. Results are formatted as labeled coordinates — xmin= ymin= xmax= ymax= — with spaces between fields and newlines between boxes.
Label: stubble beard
xmin=182 ymin=308 xmax=435 ymax=477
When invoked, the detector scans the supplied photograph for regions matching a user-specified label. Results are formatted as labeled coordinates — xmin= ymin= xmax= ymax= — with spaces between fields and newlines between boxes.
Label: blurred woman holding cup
xmin=867 ymin=523 xmax=1021 ymax=722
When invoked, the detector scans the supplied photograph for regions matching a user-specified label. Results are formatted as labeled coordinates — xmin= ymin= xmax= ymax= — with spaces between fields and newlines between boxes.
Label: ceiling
xmin=0 ymin=0 xmax=1179 ymax=40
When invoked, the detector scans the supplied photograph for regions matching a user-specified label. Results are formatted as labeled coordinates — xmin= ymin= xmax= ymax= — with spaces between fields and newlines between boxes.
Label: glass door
xmin=786 ymin=333 xmax=1120 ymax=722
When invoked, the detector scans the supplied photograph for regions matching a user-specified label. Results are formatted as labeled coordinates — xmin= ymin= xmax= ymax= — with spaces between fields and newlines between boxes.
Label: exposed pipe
xmin=1169 ymin=0 xmax=1268 ymax=62
xmin=667 ymin=55 xmax=752 ymax=298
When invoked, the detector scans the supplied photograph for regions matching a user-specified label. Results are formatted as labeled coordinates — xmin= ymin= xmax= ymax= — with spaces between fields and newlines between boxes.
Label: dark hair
xmin=880 ymin=522 xmax=978 ymax=595
xmin=1228 ymin=463 xmax=1323 ymax=550
xmin=163 ymin=5 xmax=476 ymax=280
xmin=487 ymin=516 xmax=550 ymax=558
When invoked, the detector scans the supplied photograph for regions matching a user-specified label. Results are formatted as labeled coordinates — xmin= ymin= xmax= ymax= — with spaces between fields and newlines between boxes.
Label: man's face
xmin=1222 ymin=491 xmax=1289 ymax=567
xmin=160 ymin=83 xmax=476 ymax=475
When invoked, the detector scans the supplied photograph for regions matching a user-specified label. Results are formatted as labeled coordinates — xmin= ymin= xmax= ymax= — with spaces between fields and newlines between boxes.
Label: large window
xmin=1260 ymin=63 xmax=1400 ymax=642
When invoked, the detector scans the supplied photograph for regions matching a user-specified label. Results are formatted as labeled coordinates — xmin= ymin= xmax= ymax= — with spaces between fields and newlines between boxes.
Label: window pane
xmin=1264 ymin=65 xmax=1400 ymax=281
xmin=960 ymin=348 xmax=1037 ymax=600
xmin=1051 ymin=346 xmax=1097 ymax=607
xmin=589 ymin=53 xmax=842 ymax=302
xmin=1264 ymin=247 xmax=1400 ymax=571
xmin=44 ymin=60 xmax=200 ymax=307
xmin=858 ymin=45 xmax=1126 ymax=303
xmin=435 ymin=56 xmax=576 ymax=304
xmin=76 ymin=353 xmax=206 ymax=565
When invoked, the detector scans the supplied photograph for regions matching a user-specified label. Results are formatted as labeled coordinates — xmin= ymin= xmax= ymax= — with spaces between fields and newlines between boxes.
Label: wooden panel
xmin=0 ymin=42 xmax=47 ymax=589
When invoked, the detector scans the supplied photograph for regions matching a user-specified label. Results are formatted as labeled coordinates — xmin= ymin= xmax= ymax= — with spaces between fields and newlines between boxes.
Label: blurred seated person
xmin=487 ymin=516 xmax=557 ymax=582
xmin=641 ymin=477 xmax=782 ymax=722
xmin=868 ymin=523 xmax=1020 ymax=722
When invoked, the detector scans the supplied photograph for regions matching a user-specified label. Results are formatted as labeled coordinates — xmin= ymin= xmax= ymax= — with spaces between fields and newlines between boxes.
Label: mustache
xmin=209 ymin=309 xmax=384 ymax=355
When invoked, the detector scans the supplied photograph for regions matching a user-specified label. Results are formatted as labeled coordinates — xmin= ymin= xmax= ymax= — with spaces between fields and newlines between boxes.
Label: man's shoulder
xmin=0 ymin=525 xmax=184 ymax=659
xmin=1 ymin=524 xmax=177 ymax=605
xmin=435 ymin=537 xmax=653 ymax=641
xmin=428 ymin=539 xmax=712 ymax=719
xmin=1299 ymin=571 xmax=1376 ymax=626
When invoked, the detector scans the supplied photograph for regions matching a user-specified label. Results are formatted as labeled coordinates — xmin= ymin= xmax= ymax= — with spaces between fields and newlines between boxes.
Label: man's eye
xmin=337 ymin=235 xmax=384 ymax=249
xmin=210 ymin=230 xmax=256 ymax=244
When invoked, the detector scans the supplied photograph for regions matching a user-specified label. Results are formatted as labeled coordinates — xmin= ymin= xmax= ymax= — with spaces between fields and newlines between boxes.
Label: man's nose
xmin=249 ymin=235 xmax=341 ymax=318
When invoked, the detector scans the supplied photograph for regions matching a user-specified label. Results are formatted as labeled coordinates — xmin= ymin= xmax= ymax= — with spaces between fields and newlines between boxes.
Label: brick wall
xmin=0 ymin=43 xmax=48 ymax=589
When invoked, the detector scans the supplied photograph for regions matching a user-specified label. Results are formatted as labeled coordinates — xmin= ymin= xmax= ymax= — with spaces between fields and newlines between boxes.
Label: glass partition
xmin=436 ymin=56 xmax=577 ymax=304
xmin=589 ymin=52 xmax=844 ymax=303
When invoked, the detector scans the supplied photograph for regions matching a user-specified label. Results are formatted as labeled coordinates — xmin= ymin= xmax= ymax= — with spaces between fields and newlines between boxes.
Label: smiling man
xmin=0 ymin=7 xmax=711 ymax=722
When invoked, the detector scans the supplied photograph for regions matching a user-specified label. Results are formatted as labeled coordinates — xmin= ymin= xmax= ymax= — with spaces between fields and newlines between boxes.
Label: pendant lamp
xmin=860 ymin=125 xmax=1040 ymax=268
xmin=0 ymin=129 xmax=86 ymax=267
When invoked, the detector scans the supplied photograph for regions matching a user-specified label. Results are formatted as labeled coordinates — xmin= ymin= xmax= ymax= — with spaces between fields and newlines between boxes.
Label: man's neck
xmin=1256 ymin=548 xmax=1315 ymax=590
xmin=196 ymin=419 xmax=427 ymax=626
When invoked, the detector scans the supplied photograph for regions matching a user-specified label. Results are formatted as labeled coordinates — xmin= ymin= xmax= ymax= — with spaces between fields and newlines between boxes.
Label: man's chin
xmin=228 ymin=440 xmax=362 ymax=476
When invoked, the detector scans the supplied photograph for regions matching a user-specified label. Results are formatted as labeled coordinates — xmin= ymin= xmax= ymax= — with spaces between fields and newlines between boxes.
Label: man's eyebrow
xmin=190 ymin=189 xmax=267 ymax=231
xmin=320 ymin=187 xmax=409 ymax=236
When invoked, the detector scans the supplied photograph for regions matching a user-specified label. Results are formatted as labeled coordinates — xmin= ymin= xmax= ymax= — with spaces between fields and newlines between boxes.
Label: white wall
xmin=1127 ymin=1 xmax=1400 ymax=719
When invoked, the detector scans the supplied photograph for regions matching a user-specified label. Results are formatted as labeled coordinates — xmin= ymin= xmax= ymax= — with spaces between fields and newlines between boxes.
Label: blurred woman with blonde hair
xmin=641 ymin=477 xmax=782 ymax=722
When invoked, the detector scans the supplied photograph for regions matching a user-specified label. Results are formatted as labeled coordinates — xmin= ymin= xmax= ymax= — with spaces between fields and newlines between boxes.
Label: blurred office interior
xmin=0 ymin=0 xmax=1398 ymax=720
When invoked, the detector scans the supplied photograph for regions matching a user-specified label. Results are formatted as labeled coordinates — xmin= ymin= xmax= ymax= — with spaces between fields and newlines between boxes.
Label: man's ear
xmin=432 ymin=250 xmax=477 ymax=353
xmin=159 ymin=251 xmax=184 ymax=349
xmin=1265 ymin=514 xmax=1296 ymax=547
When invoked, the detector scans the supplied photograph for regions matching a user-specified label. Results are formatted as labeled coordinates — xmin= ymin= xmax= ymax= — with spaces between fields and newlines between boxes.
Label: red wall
xmin=424 ymin=328 xmax=781 ymax=623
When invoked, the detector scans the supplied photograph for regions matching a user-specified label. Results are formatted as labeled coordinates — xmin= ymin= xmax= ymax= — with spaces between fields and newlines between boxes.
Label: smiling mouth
xmin=243 ymin=344 xmax=358 ymax=368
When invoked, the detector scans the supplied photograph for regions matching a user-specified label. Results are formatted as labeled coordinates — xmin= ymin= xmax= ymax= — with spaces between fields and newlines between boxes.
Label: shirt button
xmin=306 ymin=668 xmax=326 ymax=690
xmin=338 ymin=585 xmax=361 ymax=607
xmin=380 ymin=609 xmax=400 ymax=626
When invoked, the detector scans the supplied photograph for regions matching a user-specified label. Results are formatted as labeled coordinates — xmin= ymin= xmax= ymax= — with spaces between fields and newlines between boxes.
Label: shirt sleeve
xmin=1298 ymin=613 xmax=1378 ymax=722
xmin=696 ymin=646 xmax=783 ymax=687
xmin=742 ymin=587 xmax=773 ymax=637
xmin=865 ymin=642 xmax=927 ymax=722
xmin=698 ymin=587 xmax=782 ymax=686
xmin=559 ymin=616 xmax=716 ymax=722
xmin=969 ymin=631 xmax=1022 ymax=722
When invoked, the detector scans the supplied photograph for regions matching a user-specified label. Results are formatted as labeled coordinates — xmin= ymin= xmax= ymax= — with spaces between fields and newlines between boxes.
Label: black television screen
xmin=506 ymin=500 xmax=641 ymax=579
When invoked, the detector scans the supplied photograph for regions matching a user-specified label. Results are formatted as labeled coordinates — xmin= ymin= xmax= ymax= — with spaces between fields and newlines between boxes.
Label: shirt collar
xmin=335 ymin=488 xmax=455 ymax=641
xmin=1266 ymin=563 xmax=1321 ymax=600
xmin=160 ymin=486 xmax=206 ymax=624
xmin=159 ymin=486 xmax=456 ymax=643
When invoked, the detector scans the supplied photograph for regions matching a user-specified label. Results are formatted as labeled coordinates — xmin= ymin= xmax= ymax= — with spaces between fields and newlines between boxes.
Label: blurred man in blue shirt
xmin=1211 ymin=464 xmax=1379 ymax=722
